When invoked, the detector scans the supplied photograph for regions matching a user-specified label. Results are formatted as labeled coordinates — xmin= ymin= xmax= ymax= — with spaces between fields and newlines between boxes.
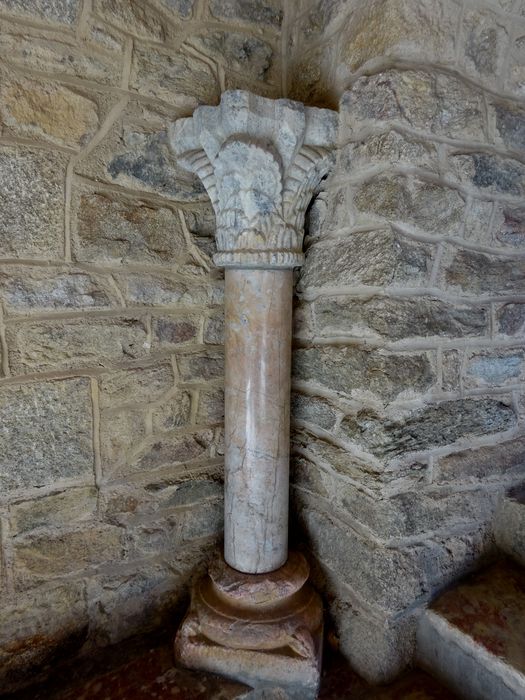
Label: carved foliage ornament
xmin=169 ymin=90 xmax=338 ymax=269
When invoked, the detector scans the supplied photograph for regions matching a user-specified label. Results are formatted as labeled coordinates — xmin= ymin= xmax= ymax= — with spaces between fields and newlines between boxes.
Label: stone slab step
xmin=495 ymin=485 xmax=525 ymax=566
xmin=416 ymin=561 xmax=525 ymax=700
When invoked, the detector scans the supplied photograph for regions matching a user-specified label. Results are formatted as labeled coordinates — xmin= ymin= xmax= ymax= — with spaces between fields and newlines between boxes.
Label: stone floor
xmin=4 ymin=632 xmax=457 ymax=700
xmin=429 ymin=559 xmax=525 ymax=675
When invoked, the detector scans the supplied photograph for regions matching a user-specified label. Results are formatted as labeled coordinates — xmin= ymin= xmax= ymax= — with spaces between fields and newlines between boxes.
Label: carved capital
xmin=169 ymin=91 xmax=337 ymax=269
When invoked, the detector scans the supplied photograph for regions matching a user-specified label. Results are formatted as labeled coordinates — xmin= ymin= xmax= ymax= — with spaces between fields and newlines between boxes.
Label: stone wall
xmin=0 ymin=0 xmax=284 ymax=692
xmin=290 ymin=0 xmax=525 ymax=684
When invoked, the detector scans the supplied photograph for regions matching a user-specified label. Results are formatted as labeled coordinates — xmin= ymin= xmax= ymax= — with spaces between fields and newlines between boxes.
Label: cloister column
xmin=169 ymin=90 xmax=337 ymax=698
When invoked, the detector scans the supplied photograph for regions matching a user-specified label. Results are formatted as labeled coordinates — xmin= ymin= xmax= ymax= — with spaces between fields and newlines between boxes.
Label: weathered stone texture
xmin=293 ymin=347 xmax=434 ymax=402
xmin=0 ymin=0 xmax=80 ymax=25
xmin=0 ymin=147 xmax=66 ymax=259
xmin=9 ymin=487 xmax=98 ymax=535
xmin=436 ymin=437 xmax=525 ymax=484
xmin=450 ymin=152 xmax=525 ymax=197
xmin=8 ymin=317 xmax=149 ymax=373
xmin=209 ymin=0 xmax=283 ymax=28
xmin=186 ymin=31 xmax=274 ymax=82
xmin=461 ymin=9 xmax=509 ymax=80
xmin=465 ymin=350 xmax=524 ymax=388
xmin=0 ymin=379 xmax=93 ymax=492
xmin=314 ymin=296 xmax=487 ymax=341
xmin=496 ymin=303 xmax=525 ymax=336
xmin=442 ymin=248 xmax=525 ymax=295
xmin=99 ymin=364 xmax=174 ymax=409
xmin=94 ymin=0 xmax=165 ymax=40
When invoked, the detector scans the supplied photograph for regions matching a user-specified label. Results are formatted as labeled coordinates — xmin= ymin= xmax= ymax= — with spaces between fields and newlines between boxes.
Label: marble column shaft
xmin=224 ymin=268 xmax=293 ymax=574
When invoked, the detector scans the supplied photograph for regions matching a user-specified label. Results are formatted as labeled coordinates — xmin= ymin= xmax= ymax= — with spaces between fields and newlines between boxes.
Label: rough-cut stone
xmin=493 ymin=101 xmax=525 ymax=153
xmin=465 ymin=350 xmax=524 ymax=388
xmin=186 ymin=32 xmax=274 ymax=81
xmin=178 ymin=350 xmax=224 ymax=382
xmin=493 ymin=205 xmax=525 ymax=248
xmin=115 ymin=272 xmax=214 ymax=308
xmin=165 ymin=479 xmax=223 ymax=507
xmin=94 ymin=0 xmax=164 ymax=40
xmin=0 ymin=268 xmax=115 ymax=315
xmin=443 ymin=248 xmax=525 ymax=295
xmin=100 ymin=408 xmax=146 ymax=464
xmin=152 ymin=392 xmax=192 ymax=431
xmin=346 ymin=0 xmax=458 ymax=68
xmin=14 ymin=525 xmax=123 ymax=577
xmin=159 ymin=0 xmax=194 ymax=18
xmin=209 ymin=0 xmax=283 ymax=28
xmin=463 ymin=199 xmax=494 ymax=245
xmin=204 ymin=312 xmax=224 ymax=345
xmin=293 ymin=347 xmax=434 ymax=402
xmin=78 ymin=125 xmax=206 ymax=202
xmin=130 ymin=47 xmax=219 ymax=108
xmin=340 ymin=399 xmax=515 ymax=459
xmin=0 ymin=379 xmax=93 ymax=492
xmin=8 ymin=317 xmax=149 ymax=373
xmin=442 ymin=349 xmax=462 ymax=391
xmin=496 ymin=303 xmax=525 ymax=336
xmin=0 ymin=0 xmax=80 ymax=25
xmin=450 ymin=153 xmax=525 ymax=197
xmin=298 ymin=230 xmax=432 ymax=291
xmin=341 ymin=70 xmax=485 ymax=141
xmin=196 ymin=388 xmax=224 ymax=424
xmin=100 ymin=364 xmax=174 ymax=409
xmin=509 ymin=34 xmax=525 ymax=97
xmin=462 ymin=9 xmax=509 ymax=79
xmin=132 ymin=432 xmax=213 ymax=473
xmin=291 ymin=393 xmax=338 ymax=431
xmin=9 ymin=487 xmax=97 ymax=535
xmin=0 ymin=74 xmax=99 ymax=148
xmin=494 ymin=488 xmax=525 ymax=567
xmin=0 ymin=147 xmax=66 ymax=259
xmin=152 ymin=316 xmax=199 ymax=349
xmin=353 ymin=176 xmax=465 ymax=236
xmin=73 ymin=191 xmax=189 ymax=265
xmin=436 ymin=437 xmax=525 ymax=484
xmin=0 ymin=582 xmax=88 ymax=692
xmin=314 ymin=296 xmax=488 ymax=341
xmin=340 ymin=131 xmax=438 ymax=171
xmin=0 ymin=32 xmax=119 ymax=85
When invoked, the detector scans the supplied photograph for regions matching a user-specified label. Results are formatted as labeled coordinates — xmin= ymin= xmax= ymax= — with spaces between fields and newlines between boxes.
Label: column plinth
xmin=168 ymin=90 xmax=337 ymax=698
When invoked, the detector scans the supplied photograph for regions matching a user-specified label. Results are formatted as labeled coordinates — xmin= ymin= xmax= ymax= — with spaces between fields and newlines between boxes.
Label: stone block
xmin=509 ymin=34 xmax=525 ymax=97
xmin=0 ymin=31 xmax=120 ymax=85
xmin=341 ymin=70 xmax=485 ymax=141
xmin=291 ymin=393 xmax=338 ymax=431
xmin=159 ymin=0 xmax=195 ymax=18
xmin=131 ymin=499 xmax=223 ymax=556
xmin=130 ymin=47 xmax=219 ymax=108
xmin=442 ymin=248 xmax=525 ymax=295
xmin=353 ymin=176 xmax=465 ymax=237
xmin=0 ymin=379 xmax=93 ymax=493
xmin=209 ymin=0 xmax=283 ymax=28
xmin=8 ymin=317 xmax=149 ymax=373
xmin=204 ymin=311 xmax=224 ymax=345
xmin=339 ymin=0 xmax=458 ymax=71
xmin=0 ymin=0 xmax=80 ymax=25
xmin=313 ymin=296 xmax=487 ymax=341
xmin=99 ymin=364 xmax=174 ymax=409
xmin=100 ymin=408 xmax=146 ymax=465
xmin=164 ymin=478 xmax=223 ymax=507
xmin=0 ymin=582 xmax=88 ymax=693
xmin=0 ymin=267 xmax=116 ymax=316
xmin=461 ymin=9 xmax=509 ymax=80
xmin=152 ymin=316 xmax=199 ymax=349
xmin=340 ymin=131 xmax=438 ymax=171
xmin=496 ymin=303 xmax=525 ymax=336
xmin=494 ymin=488 xmax=525 ymax=566
xmin=464 ymin=349 xmax=524 ymax=388
xmin=442 ymin=349 xmax=462 ymax=391
xmin=0 ymin=73 xmax=99 ymax=149
xmin=152 ymin=392 xmax=192 ymax=431
xmin=463 ymin=199 xmax=494 ymax=245
xmin=9 ymin=487 xmax=97 ymax=535
xmin=298 ymin=229 xmax=432 ymax=291
xmin=14 ymin=525 xmax=123 ymax=578
xmin=492 ymin=100 xmax=525 ymax=154
xmin=178 ymin=350 xmax=224 ymax=382
xmin=196 ymin=387 xmax=224 ymax=424
xmin=185 ymin=31 xmax=274 ymax=82
xmin=293 ymin=347 xmax=434 ymax=402
xmin=114 ymin=272 xmax=215 ymax=308
xmin=0 ymin=146 xmax=67 ymax=259
xmin=493 ymin=204 xmax=525 ymax=248
xmin=340 ymin=399 xmax=515 ymax=460
xmin=450 ymin=152 xmax=525 ymax=197
xmin=130 ymin=431 xmax=213 ymax=473
xmin=72 ymin=190 xmax=189 ymax=265
xmin=94 ymin=0 xmax=165 ymax=40
xmin=435 ymin=436 xmax=525 ymax=484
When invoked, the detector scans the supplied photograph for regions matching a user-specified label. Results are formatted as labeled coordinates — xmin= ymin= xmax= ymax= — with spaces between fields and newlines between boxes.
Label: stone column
xmin=169 ymin=90 xmax=337 ymax=698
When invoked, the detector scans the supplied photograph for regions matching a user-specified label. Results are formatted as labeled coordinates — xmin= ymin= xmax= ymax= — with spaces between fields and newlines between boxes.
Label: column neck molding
xmin=169 ymin=91 xmax=338 ymax=269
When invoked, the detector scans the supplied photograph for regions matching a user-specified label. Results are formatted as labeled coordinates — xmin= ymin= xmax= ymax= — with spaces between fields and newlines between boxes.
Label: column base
xmin=175 ymin=551 xmax=323 ymax=699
